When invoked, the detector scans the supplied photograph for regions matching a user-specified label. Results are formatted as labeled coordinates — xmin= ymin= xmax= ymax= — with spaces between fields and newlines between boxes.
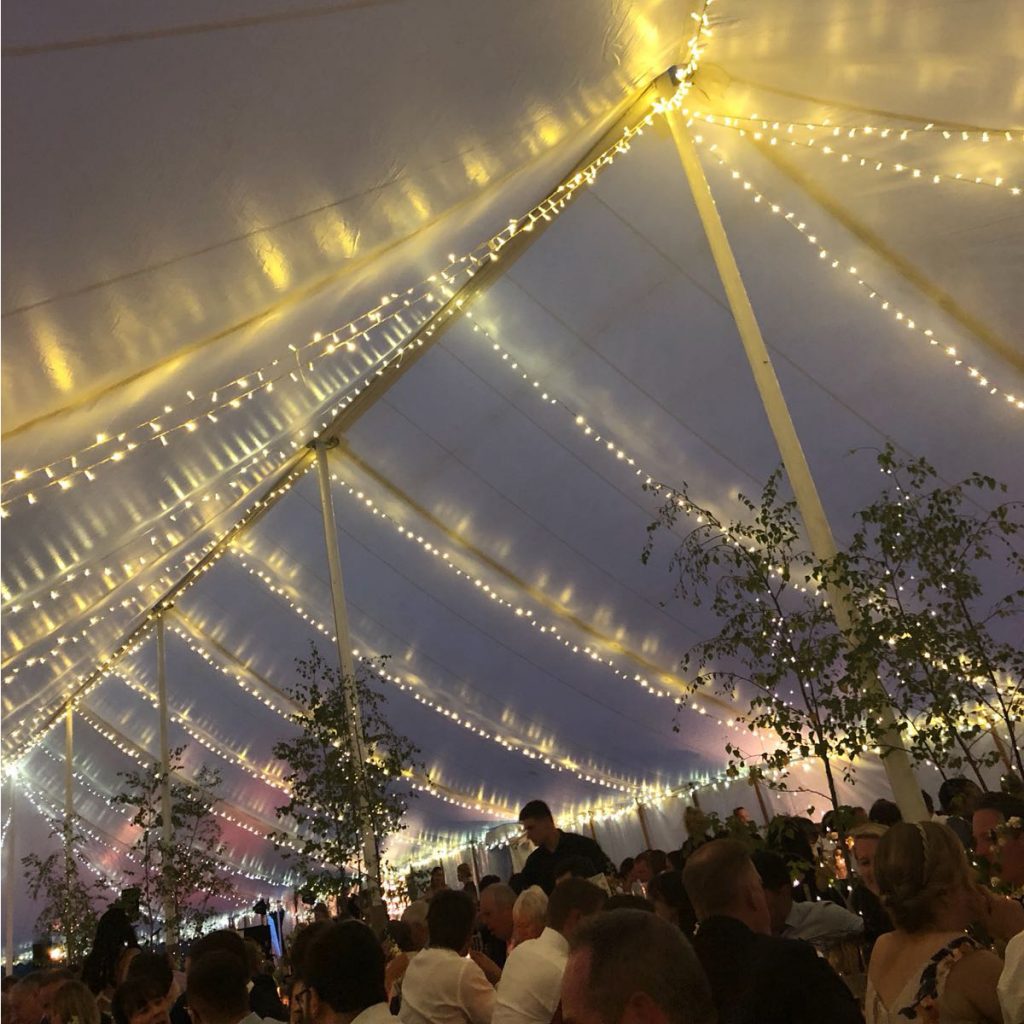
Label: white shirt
xmin=352 ymin=1004 xmax=395 ymax=1024
xmin=492 ymin=927 xmax=568 ymax=1024
xmin=782 ymin=900 xmax=864 ymax=942
xmin=399 ymin=947 xmax=495 ymax=1024
xmin=999 ymin=931 xmax=1024 ymax=1024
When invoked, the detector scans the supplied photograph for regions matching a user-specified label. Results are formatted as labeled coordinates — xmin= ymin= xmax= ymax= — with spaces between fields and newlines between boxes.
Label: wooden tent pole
xmin=636 ymin=801 xmax=653 ymax=850
xmin=749 ymin=772 xmax=771 ymax=827
xmin=312 ymin=439 xmax=386 ymax=932
xmin=4 ymin=780 xmax=15 ymax=975
xmin=156 ymin=615 xmax=177 ymax=948
xmin=659 ymin=74 xmax=928 ymax=823
xmin=64 ymin=706 xmax=74 ymax=821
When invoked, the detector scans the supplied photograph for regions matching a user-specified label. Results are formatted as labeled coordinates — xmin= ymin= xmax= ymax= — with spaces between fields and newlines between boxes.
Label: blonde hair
xmin=51 ymin=980 xmax=101 ymax=1024
xmin=874 ymin=821 xmax=971 ymax=932
xmin=850 ymin=822 xmax=888 ymax=841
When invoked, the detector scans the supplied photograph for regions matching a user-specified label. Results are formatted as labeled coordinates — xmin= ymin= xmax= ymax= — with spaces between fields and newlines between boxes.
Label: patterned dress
xmin=865 ymin=935 xmax=983 ymax=1023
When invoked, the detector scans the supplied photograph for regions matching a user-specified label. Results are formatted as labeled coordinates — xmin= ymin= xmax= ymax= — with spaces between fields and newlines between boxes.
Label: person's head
xmin=186 ymin=930 xmax=247 ymax=974
xmin=874 ymin=821 xmax=974 ymax=933
xmin=604 ymin=894 xmax=654 ymax=913
xmin=83 ymin=908 xmax=138 ymax=994
xmin=312 ymin=903 xmax=330 ymax=923
xmin=426 ymin=890 xmax=477 ymax=954
xmin=186 ymin=951 xmax=249 ymax=1024
xmin=547 ymin=878 xmax=607 ymax=940
xmin=632 ymin=851 xmax=666 ymax=884
xmin=50 ymin=981 xmax=100 ymax=1024
xmin=973 ymin=792 xmax=1024 ymax=886
xmin=288 ymin=921 xmax=329 ymax=984
xmin=111 ymin=976 xmax=170 ymax=1024
xmin=429 ymin=866 xmax=446 ymax=891
xmin=869 ymin=799 xmax=902 ymax=827
xmin=554 ymin=856 xmax=598 ymax=886
xmin=682 ymin=839 xmax=771 ymax=935
xmin=732 ymin=807 xmax=752 ymax=825
xmin=646 ymin=873 xmax=696 ymax=935
xmin=850 ymin=822 xmax=888 ymax=896
xmin=304 ymin=920 xmax=385 ymax=1023
xmin=751 ymin=851 xmax=793 ymax=935
xmin=478 ymin=882 xmax=516 ymax=941
xmin=519 ymin=800 xmax=557 ymax=849
xmin=35 ymin=971 xmax=75 ymax=1021
xmin=456 ymin=863 xmax=473 ymax=884
xmin=562 ymin=910 xmax=715 ymax=1024
xmin=618 ymin=858 xmax=635 ymax=883
xmin=939 ymin=777 xmax=983 ymax=817
xmin=478 ymin=875 xmax=500 ymax=893
xmin=10 ymin=973 xmax=48 ymax=1024
xmin=400 ymin=900 xmax=429 ymax=951
xmin=512 ymin=886 xmax=548 ymax=945
xmin=125 ymin=952 xmax=173 ymax=998
xmin=851 ymin=806 xmax=869 ymax=826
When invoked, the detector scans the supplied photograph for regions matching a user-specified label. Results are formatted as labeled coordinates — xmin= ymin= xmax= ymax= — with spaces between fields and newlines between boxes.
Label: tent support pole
xmin=64 ymin=705 xmax=74 ymax=821
xmin=749 ymin=772 xmax=771 ymax=827
xmin=4 ymin=780 xmax=15 ymax=975
xmin=312 ymin=439 xmax=386 ymax=932
xmin=659 ymin=78 xmax=928 ymax=823
xmin=636 ymin=801 xmax=653 ymax=851
xmin=156 ymin=615 xmax=177 ymax=948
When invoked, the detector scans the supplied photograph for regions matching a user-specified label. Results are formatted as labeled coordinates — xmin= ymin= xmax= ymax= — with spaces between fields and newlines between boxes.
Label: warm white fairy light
xmin=685 ymin=110 xmax=1023 ymax=193
xmin=230 ymin=549 xmax=656 ymax=796
xmin=690 ymin=134 xmax=1023 ymax=414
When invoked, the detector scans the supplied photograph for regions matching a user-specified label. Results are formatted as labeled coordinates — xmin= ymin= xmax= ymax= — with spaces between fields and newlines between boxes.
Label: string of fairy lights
xmin=8 ymin=1 xmax=1022 ymax=895
xmin=683 ymin=129 xmax=1023 ymax=413
xmin=683 ymin=109 xmax=1023 ymax=193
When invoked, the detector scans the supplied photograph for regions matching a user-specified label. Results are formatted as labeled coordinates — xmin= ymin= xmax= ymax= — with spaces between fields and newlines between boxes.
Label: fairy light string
xmin=686 ymin=132 xmax=1023 ymax=413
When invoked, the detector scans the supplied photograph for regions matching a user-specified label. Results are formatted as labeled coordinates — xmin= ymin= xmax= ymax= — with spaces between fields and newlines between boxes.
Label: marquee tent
xmin=3 ymin=0 xmax=1022 ymax=955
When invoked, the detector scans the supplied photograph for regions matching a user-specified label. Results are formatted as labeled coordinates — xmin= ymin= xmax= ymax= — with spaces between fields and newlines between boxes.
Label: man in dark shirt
xmin=517 ymin=800 xmax=613 ymax=894
xmin=682 ymin=838 xmax=863 ymax=1024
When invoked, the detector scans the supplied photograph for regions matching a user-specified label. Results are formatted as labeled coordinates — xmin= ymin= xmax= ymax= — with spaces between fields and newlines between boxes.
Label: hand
xmin=469 ymin=949 xmax=502 ymax=985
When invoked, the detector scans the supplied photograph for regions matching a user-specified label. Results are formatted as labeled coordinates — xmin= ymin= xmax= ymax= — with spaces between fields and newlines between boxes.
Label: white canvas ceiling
xmin=2 ymin=0 xmax=1023 ymax=946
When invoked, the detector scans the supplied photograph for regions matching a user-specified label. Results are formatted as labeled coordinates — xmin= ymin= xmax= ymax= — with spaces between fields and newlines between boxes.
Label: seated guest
xmin=186 ymin=952 xmax=260 ymax=1024
xmin=618 ymin=858 xmax=636 ymax=888
xmin=561 ymin=909 xmax=715 ymax=1024
xmin=683 ymin=839 xmax=862 ymax=1024
xmin=112 ymin=976 xmax=171 ymax=1024
xmin=50 ymin=981 xmax=100 ymax=1024
xmin=632 ymin=851 xmax=668 ymax=886
xmin=867 ymin=821 xmax=1003 ymax=1023
xmin=493 ymin=879 xmax=605 ymax=1024
xmin=305 ymin=920 xmax=391 ymax=1024
xmin=869 ymin=800 xmax=902 ymax=828
xmin=972 ymin=792 xmax=1024 ymax=890
xmin=847 ymin=824 xmax=893 ymax=956
xmin=647 ymin=872 xmax=697 ymax=936
xmin=400 ymin=890 xmax=495 ymax=1024
xmin=518 ymin=801 xmax=613 ymax=894
xmin=479 ymin=884 xmax=516 ymax=967
xmin=511 ymin=887 xmax=547 ymax=948
xmin=604 ymin=894 xmax=654 ymax=913
xmin=752 ymin=850 xmax=863 ymax=942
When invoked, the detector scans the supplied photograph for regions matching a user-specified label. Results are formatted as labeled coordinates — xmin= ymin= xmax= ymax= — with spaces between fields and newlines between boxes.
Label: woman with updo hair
xmin=865 ymin=820 xmax=1003 ymax=1023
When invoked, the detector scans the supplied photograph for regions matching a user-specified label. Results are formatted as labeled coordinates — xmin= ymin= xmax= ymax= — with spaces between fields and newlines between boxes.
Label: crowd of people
xmin=3 ymin=781 xmax=1023 ymax=1024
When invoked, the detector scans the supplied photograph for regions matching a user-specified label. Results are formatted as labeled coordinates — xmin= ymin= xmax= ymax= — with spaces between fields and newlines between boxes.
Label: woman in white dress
xmin=865 ymin=821 xmax=1003 ymax=1024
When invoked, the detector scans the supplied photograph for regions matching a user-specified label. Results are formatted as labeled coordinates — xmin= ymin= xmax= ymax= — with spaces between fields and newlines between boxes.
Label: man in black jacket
xmin=518 ymin=800 xmax=613 ymax=895
xmin=682 ymin=839 xmax=863 ymax=1024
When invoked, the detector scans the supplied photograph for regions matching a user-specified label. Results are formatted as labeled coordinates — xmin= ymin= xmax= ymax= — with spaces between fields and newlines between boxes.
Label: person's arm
xmin=469 ymin=950 xmax=502 ymax=985
xmin=460 ymin=960 xmax=497 ymax=1024
xmin=946 ymin=949 xmax=1005 ymax=1024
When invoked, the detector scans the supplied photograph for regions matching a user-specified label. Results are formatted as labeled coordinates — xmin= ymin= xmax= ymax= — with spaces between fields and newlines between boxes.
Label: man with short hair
xmin=561 ymin=908 xmax=714 ymax=1024
xmin=973 ymin=791 xmax=1024 ymax=889
xmin=939 ymin=776 xmax=983 ymax=847
xmin=510 ymin=887 xmax=547 ymax=948
xmin=304 ymin=920 xmax=390 ymax=1024
xmin=399 ymin=889 xmax=495 ymax=1024
xmin=751 ymin=850 xmax=863 ymax=942
xmin=683 ymin=840 xmax=862 ymax=1024
xmin=494 ymin=878 xmax=605 ymax=1024
xmin=518 ymin=801 xmax=613 ymax=895
xmin=186 ymin=952 xmax=257 ymax=1024
xmin=478 ymin=884 xmax=516 ymax=967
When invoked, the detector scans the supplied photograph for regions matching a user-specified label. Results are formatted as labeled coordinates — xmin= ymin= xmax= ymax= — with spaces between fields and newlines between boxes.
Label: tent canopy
xmin=3 ymin=0 xmax=1022 ymax=946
